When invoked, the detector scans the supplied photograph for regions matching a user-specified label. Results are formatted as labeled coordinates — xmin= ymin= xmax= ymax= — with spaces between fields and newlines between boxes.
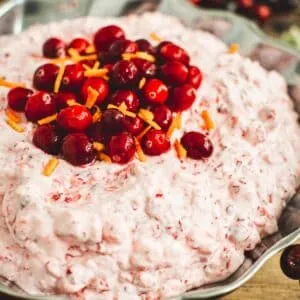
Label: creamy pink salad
xmin=0 ymin=12 xmax=300 ymax=300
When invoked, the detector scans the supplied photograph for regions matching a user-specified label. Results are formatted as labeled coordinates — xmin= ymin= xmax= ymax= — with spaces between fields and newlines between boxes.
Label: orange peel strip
xmin=43 ymin=157 xmax=59 ymax=176
xmin=93 ymin=142 xmax=105 ymax=152
xmin=54 ymin=62 xmax=65 ymax=93
xmin=99 ymin=153 xmax=112 ymax=163
xmin=167 ymin=113 xmax=182 ymax=137
xmin=5 ymin=109 xmax=21 ymax=123
xmin=134 ymin=138 xmax=147 ymax=162
xmin=85 ymin=87 xmax=99 ymax=109
xmin=38 ymin=114 xmax=57 ymax=125
xmin=174 ymin=139 xmax=187 ymax=159
xmin=201 ymin=110 xmax=214 ymax=130
xmin=6 ymin=118 xmax=24 ymax=132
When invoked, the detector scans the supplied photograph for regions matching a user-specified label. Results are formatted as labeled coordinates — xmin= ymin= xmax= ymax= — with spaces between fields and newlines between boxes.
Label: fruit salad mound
xmin=0 ymin=12 xmax=300 ymax=300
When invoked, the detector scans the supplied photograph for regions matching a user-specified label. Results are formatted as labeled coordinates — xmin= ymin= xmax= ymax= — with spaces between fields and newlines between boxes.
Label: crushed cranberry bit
xmin=33 ymin=124 xmax=61 ymax=155
xmin=33 ymin=63 xmax=59 ymax=91
xmin=81 ymin=77 xmax=109 ymax=105
xmin=25 ymin=91 xmax=56 ymax=122
xmin=108 ymin=132 xmax=136 ymax=164
xmin=57 ymin=105 xmax=92 ymax=132
xmin=67 ymin=38 xmax=90 ymax=55
xmin=7 ymin=87 xmax=33 ymax=112
xmin=142 ymin=78 xmax=169 ymax=105
xmin=111 ymin=89 xmax=140 ymax=112
xmin=94 ymin=25 xmax=125 ymax=52
xmin=43 ymin=37 xmax=66 ymax=58
xmin=181 ymin=131 xmax=213 ymax=160
xmin=62 ymin=133 xmax=96 ymax=166
xmin=169 ymin=84 xmax=196 ymax=112
xmin=142 ymin=129 xmax=170 ymax=156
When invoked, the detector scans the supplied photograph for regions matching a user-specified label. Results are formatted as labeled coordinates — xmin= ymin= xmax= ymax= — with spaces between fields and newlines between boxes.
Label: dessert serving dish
xmin=0 ymin=0 xmax=300 ymax=300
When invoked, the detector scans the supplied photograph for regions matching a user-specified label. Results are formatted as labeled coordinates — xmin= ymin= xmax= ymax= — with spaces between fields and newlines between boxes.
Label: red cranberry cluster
xmin=7 ymin=24 xmax=213 ymax=166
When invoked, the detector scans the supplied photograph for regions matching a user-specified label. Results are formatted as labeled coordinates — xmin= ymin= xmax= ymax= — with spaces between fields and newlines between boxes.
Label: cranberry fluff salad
xmin=0 ymin=12 xmax=300 ymax=300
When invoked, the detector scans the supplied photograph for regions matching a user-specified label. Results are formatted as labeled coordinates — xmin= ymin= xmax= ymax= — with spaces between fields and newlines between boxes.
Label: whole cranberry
xmin=160 ymin=61 xmax=188 ymax=86
xmin=111 ymin=90 xmax=140 ymax=112
xmin=108 ymin=132 xmax=136 ymax=164
xmin=136 ymin=39 xmax=155 ymax=54
xmin=187 ymin=65 xmax=203 ymax=89
xmin=132 ymin=58 xmax=157 ymax=78
xmin=62 ymin=133 xmax=96 ymax=166
xmin=86 ymin=121 xmax=107 ymax=143
xmin=142 ymin=78 xmax=168 ymax=105
xmin=7 ymin=87 xmax=33 ymax=111
xmin=152 ymin=104 xmax=173 ymax=131
xmin=255 ymin=4 xmax=272 ymax=23
xmin=181 ymin=131 xmax=213 ymax=160
xmin=81 ymin=77 xmax=109 ymax=105
xmin=109 ymin=39 xmax=138 ymax=58
xmin=280 ymin=244 xmax=300 ymax=280
xmin=111 ymin=60 xmax=139 ymax=87
xmin=33 ymin=124 xmax=61 ymax=154
xmin=94 ymin=25 xmax=125 ymax=52
xmin=61 ymin=63 xmax=85 ymax=91
xmin=54 ymin=92 xmax=78 ymax=109
xmin=101 ymin=109 xmax=125 ymax=134
xmin=57 ymin=105 xmax=92 ymax=132
xmin=67 ymin=38 xmax=90 ymax=55
xmin=142 ymin=129 xmax=170 ymax=156
xmin=169 ymin=84 xmax=196 ymax=112
xmin=123 ymin=116 xmax=144 ymax=136
xmin=158 ymin=42 xmax=190 ymax=64
xmin=25 ymin=92 xmax=56 ymax=122
xmin=33 ymin=63 xmax=59 ymax=91
xmin=43 ymin=37 xmax=66 ymax=58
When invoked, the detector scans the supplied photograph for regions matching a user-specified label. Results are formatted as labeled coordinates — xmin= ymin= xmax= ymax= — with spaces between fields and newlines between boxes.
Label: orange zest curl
xmin=201 ymin=110 xmax=214 ymax=130
xmin=5 ymin=109 xmax=21 ymax=123
xmin=43 ymin=157 xmax=59 ymax=176
xmin=38 ymin=114 xmax=57 ymax=125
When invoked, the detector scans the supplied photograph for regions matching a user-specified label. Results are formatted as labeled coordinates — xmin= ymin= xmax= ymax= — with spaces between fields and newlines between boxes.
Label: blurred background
xmin=0 ymin=0 xmax=299 ymax=50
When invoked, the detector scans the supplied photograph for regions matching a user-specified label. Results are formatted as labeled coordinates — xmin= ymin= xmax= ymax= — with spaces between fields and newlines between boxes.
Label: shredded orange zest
xmin=102 ymin=75 xmax=110 ymax=81
xmin=93 ymin=142 xmax=105 ymax=152
xmin=139 ymin=77 xmax=146 ymax=89
xmin=5 ymin=109 xmax=21 ymax=123
xmin=134 ymin=138 xmax=147 ymax=162
xmin=93 ymin=61 xmax=100 ymax=70
xmin=38 ymin=114 xmax=57 ymax=125
xmin=43 ymin=157 xmax=59 ymax=176
xmin=149 ymin=32 xmax=162 ymax=42
xmin=0 ymin=78 xmax=25 ymax=88
xmin=76 ymin=54 xmax=97 ymax=62
xmin=84 ymin=68 xmax=108 ymax=78
xmin=85 ymin=87 xmax=99 ymax=109
xmin=137 ymin=125 xmax=152 ymax=140
xmin=99 ymin=153 xmax=112 ymax=163
xmin=201 ymin=110 xmax=214 ymax=130
xmin=167 ymin=113 xmax=182 ymax=137
xmin=92 ymin=105 xmax=102 ymax=123
xmin=138 ymin=108 xmax=161 ymax=130
xmin=83 ymin=64 xmax=91 ymax=70
xmin=228 ymin=43 xmax=239 ymax=54
xmin=49 ymin=57 xmax=70 ymax=65
xmin=107 ymin=103 xmax=136 ymax=118
xmin=85 ymin=45 xmax=96 ymax=54
xmin=174 ymin=139 xmax=187 ymax=159
xmin=6 ymin=118 xmax=24 ymax=132
xmin=122 ymin=51 xmax=156 ymax=63
xmin=54 ymin=62 xmax=65 ymax=93
xmin=68 ymin=48 xmax=80 ymax=60
xmin=67 ymin=99 xmax=82 ymax=106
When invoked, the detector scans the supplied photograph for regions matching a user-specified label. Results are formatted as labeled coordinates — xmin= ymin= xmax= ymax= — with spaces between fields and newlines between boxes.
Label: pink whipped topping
xmin=0 ymin=13 xmax=300 ymax=300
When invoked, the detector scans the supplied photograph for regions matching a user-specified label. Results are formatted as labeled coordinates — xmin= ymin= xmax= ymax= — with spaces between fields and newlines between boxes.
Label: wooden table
xmin=3 ymin=241 xmax=299 ymax=300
